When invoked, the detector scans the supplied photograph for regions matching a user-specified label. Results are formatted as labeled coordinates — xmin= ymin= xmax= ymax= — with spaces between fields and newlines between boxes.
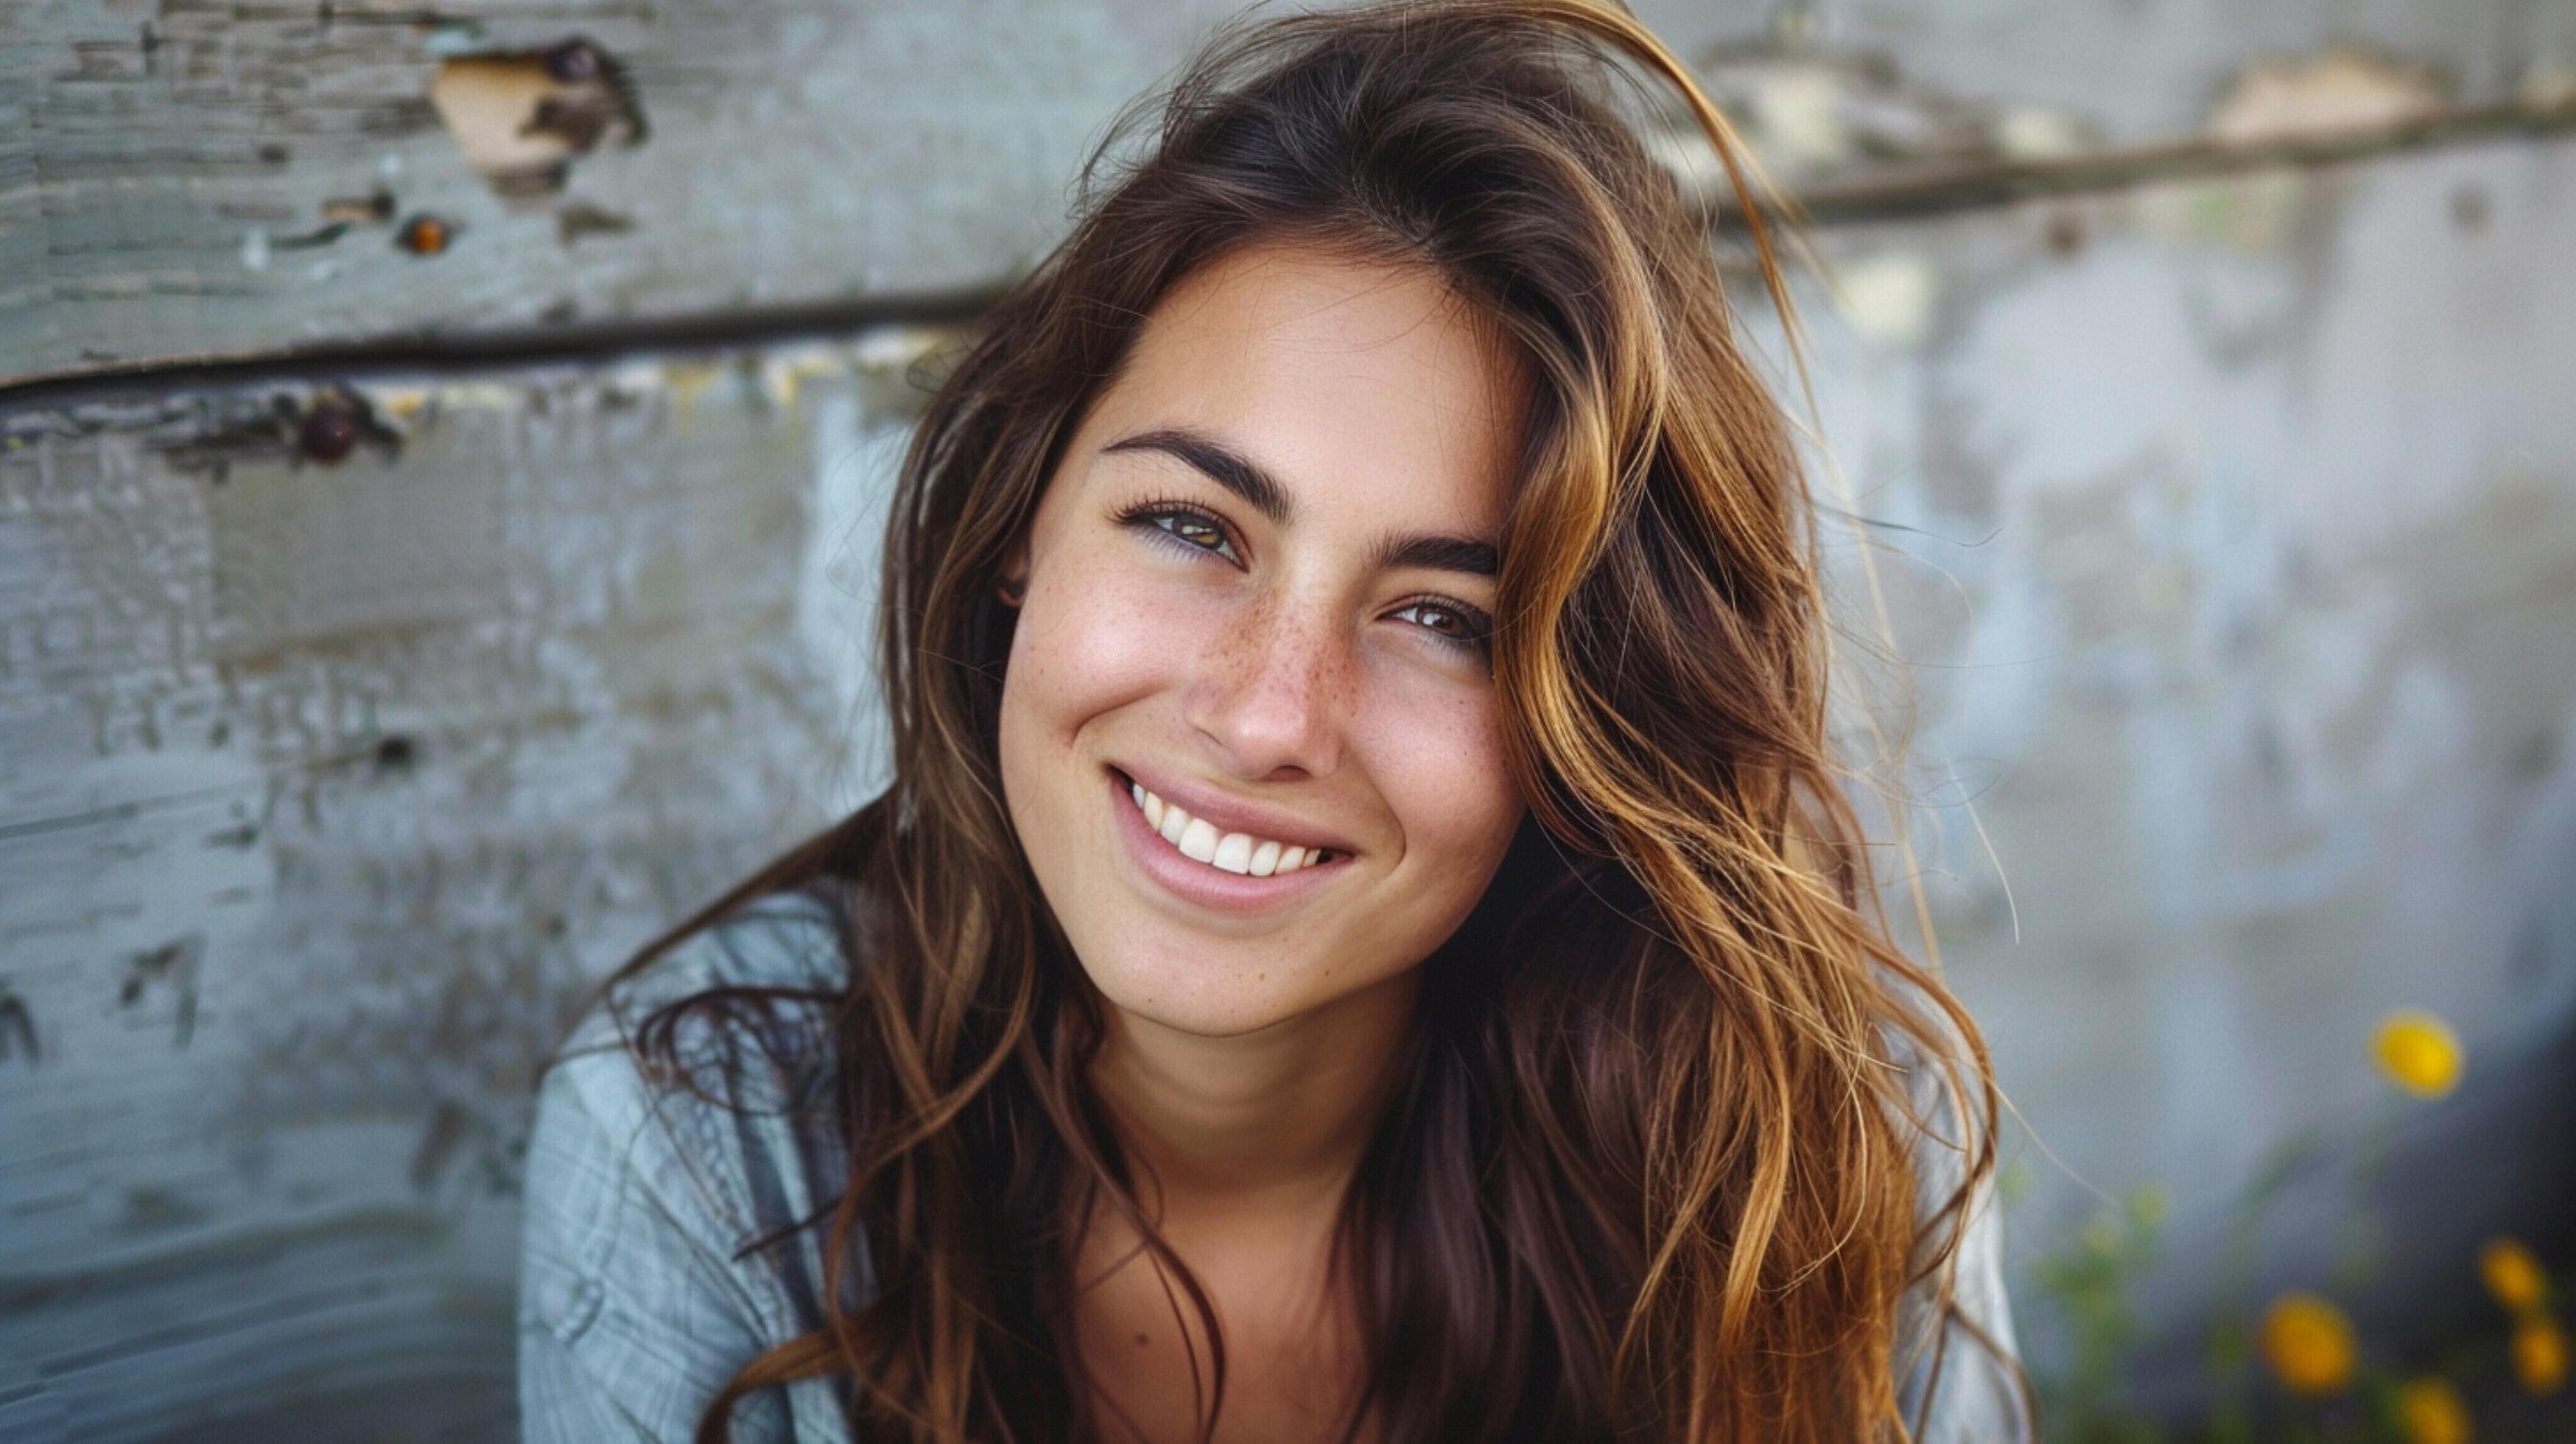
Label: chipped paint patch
xmin=427 ymin=41 xmax=646 ymax=200
xmin=2208 ymin=49 xmax=2447 ymax=147
xmin=1833 ymin=253 xmax=1941 ymax=348
xmin=1996 ymin=105 xmax=2094 ymax=161
xmin=757 ymin=345 xmax=857 ymax=413
xmin=854 ymin=326 xmax=948 ymax=376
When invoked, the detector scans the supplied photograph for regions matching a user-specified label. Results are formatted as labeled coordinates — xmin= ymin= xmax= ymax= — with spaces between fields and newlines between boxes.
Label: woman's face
xmin=997 ymin=241 xmax=1530 ymax=1038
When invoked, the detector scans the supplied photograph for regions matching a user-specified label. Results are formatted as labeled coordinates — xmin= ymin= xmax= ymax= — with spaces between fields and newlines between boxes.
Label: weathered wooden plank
xmin=0 ymin=0 xmax=1240 ymax=385
xmin=7 ymin=0 xmax=2575 ymax=385
xmin=1782 ymin=130 xmax=2576 ymax=1313
xmin=0 ymin=333 xmax=926 ymax=1438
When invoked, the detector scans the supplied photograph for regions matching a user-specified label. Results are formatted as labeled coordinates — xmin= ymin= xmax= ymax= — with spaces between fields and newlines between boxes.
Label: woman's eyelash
xmin=1113 ymin=497 xmax=1239 ymax=560
xmin=1391 ymin=597 xmax=1495 ymax=656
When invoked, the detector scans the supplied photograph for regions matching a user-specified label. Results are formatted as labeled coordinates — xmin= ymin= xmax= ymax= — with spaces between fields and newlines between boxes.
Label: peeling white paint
xmin=1996 ymin=105 xmax=2094 ymax=161
xmin=2207 ymin=48 xmax=2448 ymax=145
xmin=1832 ymin=253 xmax=1940 ymax=348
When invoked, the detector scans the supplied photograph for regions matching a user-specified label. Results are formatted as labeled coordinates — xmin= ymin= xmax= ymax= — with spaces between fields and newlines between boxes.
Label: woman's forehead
xmin=1092 ymin=241 xmax=1530 ymax=529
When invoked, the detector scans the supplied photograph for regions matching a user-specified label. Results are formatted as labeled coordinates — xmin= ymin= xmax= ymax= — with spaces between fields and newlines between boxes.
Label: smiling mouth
xmin=1117 ymin=774 xmax=1344 ymax=877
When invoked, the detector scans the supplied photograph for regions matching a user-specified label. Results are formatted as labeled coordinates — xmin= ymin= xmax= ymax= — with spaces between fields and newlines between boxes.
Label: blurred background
xmin=2 ymin=1 xmax=2572 ymax=1439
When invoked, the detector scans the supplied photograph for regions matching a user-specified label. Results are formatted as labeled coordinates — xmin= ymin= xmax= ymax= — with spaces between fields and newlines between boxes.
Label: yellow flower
xmin=2370 ymin=1009 xmax=2463 ymax=1098
xmin=2260 ymin=1291 xmax=2356 ymax=1395
xmin=2396 ymin=1376 xmax=2472 ymax=1444
xmin=2512 ymin=1315 xmax=2568 ymax=1396
xmin=2479 ymin=1237 xmax=2549 ymax=1314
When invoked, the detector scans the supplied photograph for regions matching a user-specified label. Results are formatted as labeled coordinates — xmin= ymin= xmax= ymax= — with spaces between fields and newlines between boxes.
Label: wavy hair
xmin=598 ymin=1 xmax=2008 ymax=1438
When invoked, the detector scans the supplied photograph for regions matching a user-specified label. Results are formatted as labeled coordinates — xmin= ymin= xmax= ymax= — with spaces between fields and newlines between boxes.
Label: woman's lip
xmin=1107 ymin=763 xmax=1357 ymax=858
xmin=1106 ymin=769 xmax=1347 ymax=915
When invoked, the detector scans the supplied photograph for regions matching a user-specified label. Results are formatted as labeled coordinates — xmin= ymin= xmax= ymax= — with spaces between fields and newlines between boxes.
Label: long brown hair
xmin=595 ymin=1 xmax=2007 ymax=1438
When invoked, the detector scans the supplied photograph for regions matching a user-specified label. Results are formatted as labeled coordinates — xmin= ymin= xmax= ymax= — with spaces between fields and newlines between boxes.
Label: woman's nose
xmin=1182 ymin=595 xmax=1350 ymax=779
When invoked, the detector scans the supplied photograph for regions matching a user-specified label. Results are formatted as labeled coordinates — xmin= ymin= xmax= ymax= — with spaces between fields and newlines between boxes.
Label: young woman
xmin=518 ymin=1 xmax=2028 ymax=1440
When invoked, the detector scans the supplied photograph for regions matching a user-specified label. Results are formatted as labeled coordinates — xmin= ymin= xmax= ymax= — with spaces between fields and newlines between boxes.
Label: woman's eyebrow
xmin=1101 ymin=427 xmax=1291 ymax=525
xmin=1101 ymin=424 xmax=1499 ymax=578
xmin=1372 ymin=532 xmax=1498 ymax=578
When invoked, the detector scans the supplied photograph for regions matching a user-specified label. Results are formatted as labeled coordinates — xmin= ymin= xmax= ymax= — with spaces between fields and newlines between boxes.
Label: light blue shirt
xmin=519 ymin=894 xmax=2030 ymax=1440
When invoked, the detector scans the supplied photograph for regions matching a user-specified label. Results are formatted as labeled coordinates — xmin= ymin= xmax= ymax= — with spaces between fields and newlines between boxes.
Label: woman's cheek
xmin=1016 ymin=550 xmax=1218 ymax=728
xmin=1355 ymin=662 xmax=1519 ymax=886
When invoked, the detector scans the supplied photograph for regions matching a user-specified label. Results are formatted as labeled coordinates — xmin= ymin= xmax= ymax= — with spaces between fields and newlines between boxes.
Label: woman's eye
xmin=1391 ymin=600 xmax=1492 ymax=653
xmin=1122 ymin=504 xmax=1239 ymax=561
xmin=1157 ymin=511 xmax=1229 ymax=552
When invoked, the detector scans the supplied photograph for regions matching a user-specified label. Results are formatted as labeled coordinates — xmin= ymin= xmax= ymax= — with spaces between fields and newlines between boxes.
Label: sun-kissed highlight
xmin=577 ymin=1 xmax=2010 ymax=1439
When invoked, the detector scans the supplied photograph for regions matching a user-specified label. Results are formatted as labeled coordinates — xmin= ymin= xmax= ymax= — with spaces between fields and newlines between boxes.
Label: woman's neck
xmin=1087 ymin=966 xmax=1420 ymax=1214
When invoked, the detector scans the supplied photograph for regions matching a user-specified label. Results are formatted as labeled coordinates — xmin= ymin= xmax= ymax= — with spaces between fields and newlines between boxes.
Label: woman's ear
xmin=996 ymin=541 xmax=1029 ymax=609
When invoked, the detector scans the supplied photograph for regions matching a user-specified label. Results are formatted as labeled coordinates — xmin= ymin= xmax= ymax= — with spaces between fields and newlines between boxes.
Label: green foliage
xmin=2015 ymin=1068 xmax=2576 ymax=1443
xmin=2028 ymin=1183 xmax=2171 ymax=1443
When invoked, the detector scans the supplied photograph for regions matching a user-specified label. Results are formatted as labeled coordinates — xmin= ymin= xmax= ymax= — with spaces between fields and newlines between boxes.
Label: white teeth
xmin=1211 ymin=832 xmax=1254 ymax=873
xmin=1125 ymin=779 xmax=1333 ymax=879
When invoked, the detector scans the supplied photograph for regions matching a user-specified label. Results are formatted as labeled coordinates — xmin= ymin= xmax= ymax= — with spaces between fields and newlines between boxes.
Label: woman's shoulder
xmin=561 ymin=887 xmax=849 ymax=1053
xmin=535 ymin=891 xmax=848 ymax=1170
xmin=533 ymin=886 xmax=852 ymax=1229
xmin=519 ymin=889 xmax=857 ymax=1439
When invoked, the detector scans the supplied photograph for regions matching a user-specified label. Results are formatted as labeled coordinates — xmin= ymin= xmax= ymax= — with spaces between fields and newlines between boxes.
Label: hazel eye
xmin=1115 ymin=500 xmax=1246 ymax=566
xmin=1156 ymin=511 xmax=1229 ymax=552
xmin=1391 ymin=599 xmax=1492 ymax=654
xmin=1396 ymin=601 xmax=1465 ymax=636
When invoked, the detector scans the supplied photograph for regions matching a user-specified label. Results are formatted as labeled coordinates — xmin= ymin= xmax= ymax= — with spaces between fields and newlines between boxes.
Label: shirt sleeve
xmin=517 ymin=1036 xmax=797 ymax=1444
xmin=1892 ymin=1056 xmax=2035 ymax=1443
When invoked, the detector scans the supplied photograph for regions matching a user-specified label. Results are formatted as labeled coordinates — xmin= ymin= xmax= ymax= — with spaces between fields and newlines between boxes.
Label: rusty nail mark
xmin=164 ymin=388 xmax=397 ymax=480
xmin=398 ymin=214 xmax=455 ymax=256
xmin=298 ymin=404 xmax=364 ymax=463
xmin=2046 ymin=211 xmax=2087 ymax=256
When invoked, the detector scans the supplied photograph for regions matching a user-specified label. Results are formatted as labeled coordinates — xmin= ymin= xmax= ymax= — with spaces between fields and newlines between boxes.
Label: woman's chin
xmin=1081 ymin=953 xmax=1321 ymax=1040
